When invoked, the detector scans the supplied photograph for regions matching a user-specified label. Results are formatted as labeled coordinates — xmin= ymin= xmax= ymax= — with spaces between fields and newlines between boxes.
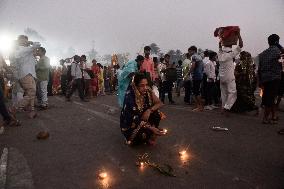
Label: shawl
xmin=117 ymin=60 xmax=138 ymax=107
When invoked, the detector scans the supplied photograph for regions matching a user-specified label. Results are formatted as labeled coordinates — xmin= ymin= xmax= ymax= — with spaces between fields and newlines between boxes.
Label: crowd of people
xmin=0 ymin=30 xmax=283 ymax=144
xmin=62 ymin=55 xmax=119 ymax=102
xmin=118 ymin=31 xmax=284 ymax=145
xmin=46 ymin=55 xmax=120 ymax=101
xmin=0 ymin=35 xmax=120 ymax=130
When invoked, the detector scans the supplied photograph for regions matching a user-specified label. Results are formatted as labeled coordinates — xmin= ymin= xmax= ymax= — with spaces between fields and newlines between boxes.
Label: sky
xmin=0 ymin=0 xmax=284 ymax=61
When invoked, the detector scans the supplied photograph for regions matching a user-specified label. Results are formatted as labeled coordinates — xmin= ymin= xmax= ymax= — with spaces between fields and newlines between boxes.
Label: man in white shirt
xmin=204 ymin=51 xmax=217 ymax=110
xmin=66 ymin=55 xmax=88 ymax=102
xmin=13 ymin=35 xmax=40 ymax=118
xmin=80 ymin=55 xmax=91 ymax=98
xmin=158 ymin=58 xmax=167 ymax=83
xmin=218 ymin=33 xmax=243 ymax=112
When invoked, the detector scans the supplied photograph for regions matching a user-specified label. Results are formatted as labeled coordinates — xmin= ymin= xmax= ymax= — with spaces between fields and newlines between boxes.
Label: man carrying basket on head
xmin=215 ymin=26 xmax=243 ymax=114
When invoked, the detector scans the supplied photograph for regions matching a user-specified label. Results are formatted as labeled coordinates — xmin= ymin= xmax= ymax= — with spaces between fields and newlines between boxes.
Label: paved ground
xmin=0 ymin=94 xmax=284 ymax=189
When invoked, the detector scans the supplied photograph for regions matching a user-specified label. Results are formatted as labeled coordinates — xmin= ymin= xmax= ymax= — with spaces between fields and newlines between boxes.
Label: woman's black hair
xmin=135 ymin=55 xmax=144 ymax=62
xmin=153 ymin=57 xmax=158 ymax=63
xmin=209 ymin=51 xmax=217 ymax=60
xmin=134 ymin=72 xmax=148 ymax=87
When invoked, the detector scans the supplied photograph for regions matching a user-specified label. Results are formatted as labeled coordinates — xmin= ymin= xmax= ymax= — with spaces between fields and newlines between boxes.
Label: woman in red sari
xmin=91 ymin=59 xmax=100 ymax=97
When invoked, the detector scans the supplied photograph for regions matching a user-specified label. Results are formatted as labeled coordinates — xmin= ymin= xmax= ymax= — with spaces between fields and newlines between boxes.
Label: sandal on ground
xmin=192 ymin=108 xmax=203 ymax=112
xmin=262 ymin=119 xmax=271 ymax=124
xmin=272 ymin=116 xmax=279 ymax=121
xmin=5 ymin=120 xmax=21 ymax=127
xmin=271 ymin=120 xmax=278 ymax=125
xmin=39 ymin=106 xmax=48 ymax=111
xmin=277 ymin=129 xmax=284 ymax=135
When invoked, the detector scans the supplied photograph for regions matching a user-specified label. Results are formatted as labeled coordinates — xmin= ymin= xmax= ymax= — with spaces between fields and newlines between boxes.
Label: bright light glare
xmin=50 ymin=56 xmax=59 ymax=67
xmin=5 ymin=59 xmax=10 ymax=66
xmin=0 ymin=34 xmax=13 ymax=54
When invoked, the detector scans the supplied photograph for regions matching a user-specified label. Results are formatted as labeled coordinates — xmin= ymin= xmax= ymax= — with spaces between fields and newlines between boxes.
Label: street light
xmin=50 ymin=56 xmax=59 ymax=67
xmin=0 ymin=34 xmax=13 ymax=54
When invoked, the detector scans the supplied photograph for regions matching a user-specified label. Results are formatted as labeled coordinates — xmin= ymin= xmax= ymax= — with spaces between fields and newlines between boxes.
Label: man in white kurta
xmin=218 ymin=34 xmax=243 ymax=111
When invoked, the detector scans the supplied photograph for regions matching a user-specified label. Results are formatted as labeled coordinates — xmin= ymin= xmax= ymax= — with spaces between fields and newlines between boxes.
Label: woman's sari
xmin=91 ymin=65 xmax=100 ymax=95
xmin=120 ymin=83 xmax=161 ymax=145
xmin=53 ymin=69 xmax=61 ymax=94
xmin=232 ymin=53 xmax=257 ymax=112
xmin=98 ymin=68 xmax=104 ymax=95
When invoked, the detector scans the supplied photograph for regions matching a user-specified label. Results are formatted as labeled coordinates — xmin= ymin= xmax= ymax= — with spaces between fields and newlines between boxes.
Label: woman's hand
xmin=149 ymin=127 xmax=163 ymax=136
xmin=141 ymin=109 xmax=151 ymax=121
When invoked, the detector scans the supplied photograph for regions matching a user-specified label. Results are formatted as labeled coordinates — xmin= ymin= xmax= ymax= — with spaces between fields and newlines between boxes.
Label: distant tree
xmin=159 ymin=52 xmax=164 ymax=59
xmin=165 ymin=49 xmax=184 ymax=63
xmin=175 ymin=49 xmax=183 ymax=62
xmin=24 ymin=27 xmax=45 ymax=41
xmin=167 ymin=49 xmax=176 ymax=63
xmin=149 ymin=43 xmax=160 ymax=55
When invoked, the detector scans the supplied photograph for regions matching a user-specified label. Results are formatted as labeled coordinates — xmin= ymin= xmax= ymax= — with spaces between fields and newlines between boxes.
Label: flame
xmin=179 ymin=150 xmax=187 ymax=156
xmin=260 ymin=88 xmax=263 ymax=97
xmin=98 ymin=172 xmax=107 ymax=179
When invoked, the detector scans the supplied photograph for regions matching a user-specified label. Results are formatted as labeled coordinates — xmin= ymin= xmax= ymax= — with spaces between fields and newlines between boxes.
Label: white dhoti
xmin=220 ymin=79 xmax=237 ymax=110
xmin=218 ymin=46 xmax=241 ymax=110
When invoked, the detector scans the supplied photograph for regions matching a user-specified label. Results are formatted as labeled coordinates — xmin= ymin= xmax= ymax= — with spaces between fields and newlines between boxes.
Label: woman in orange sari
xmin=91 ymin=59 xmax=100 ymax=97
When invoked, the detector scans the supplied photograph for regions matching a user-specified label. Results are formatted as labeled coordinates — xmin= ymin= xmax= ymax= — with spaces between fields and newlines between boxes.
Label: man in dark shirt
xmin=176 ymin=60 xmax=183 ymax=96
xmin=160 ymin=54 xmax=175 ymax=104
xmin=258 ymin=34 xmax=282 ymax=124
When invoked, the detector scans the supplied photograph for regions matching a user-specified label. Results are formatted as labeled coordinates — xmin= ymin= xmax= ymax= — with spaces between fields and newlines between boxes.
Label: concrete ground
xmin=0 ymin=94 xmax=284 ymax=189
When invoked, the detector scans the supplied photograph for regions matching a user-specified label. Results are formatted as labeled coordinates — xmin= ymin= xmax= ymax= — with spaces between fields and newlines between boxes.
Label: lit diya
xmin=139 ymin=162 xmax=145 ymax=167
xmin=161 ymin=128 xmax=168 ymax=135
xmin=179 ymin=150 xmax=187 ymax=156
xmin=98 ymin=172 xmax=108 ymax=180
xmin=179 ymin=149 xmax=190 ymax=163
